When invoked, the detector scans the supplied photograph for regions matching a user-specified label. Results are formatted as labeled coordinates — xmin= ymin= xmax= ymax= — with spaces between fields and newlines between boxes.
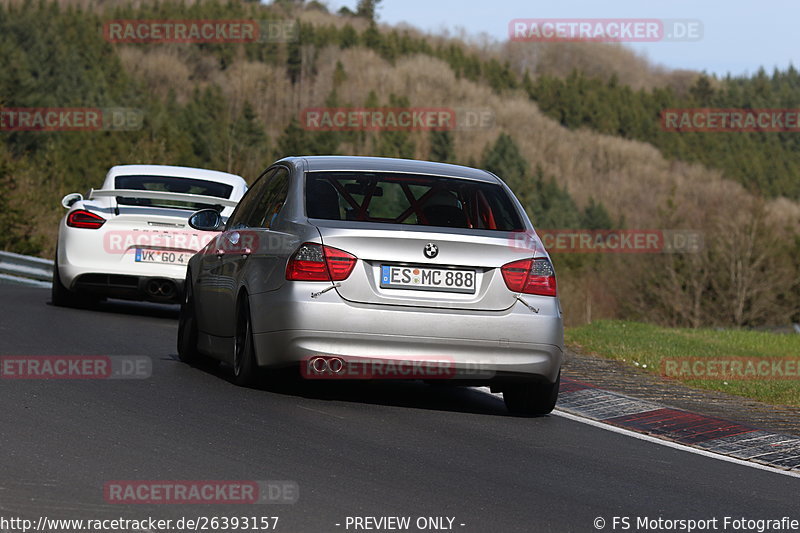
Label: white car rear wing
xmin=89 ymin=188 xmax=239 ymax=208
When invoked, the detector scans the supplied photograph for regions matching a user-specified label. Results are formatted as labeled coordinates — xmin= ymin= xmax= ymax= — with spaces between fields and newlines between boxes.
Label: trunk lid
xmin=316 ymin=224 xmax=543 ymax=311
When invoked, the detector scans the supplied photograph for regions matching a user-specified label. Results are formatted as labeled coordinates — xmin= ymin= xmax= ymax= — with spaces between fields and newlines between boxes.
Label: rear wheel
xmin=177 ymin=274 xmax=201 ymax=364
xmin=503 ymin=373 xmax=560 ymax=416
xmin=51 ymin=255 xmax=92 ymax=308
xmin=233 ymin=296 xmax=259 ymax=387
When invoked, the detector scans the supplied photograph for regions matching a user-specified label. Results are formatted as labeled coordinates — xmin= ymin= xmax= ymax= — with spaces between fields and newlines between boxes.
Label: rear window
xmin=305 ymin=171 xmax=524 ymax=231
xmin=114 ymin=175 xmax=234 ymax=211
xmin=115 ymin=175 xmax=233 ymax=198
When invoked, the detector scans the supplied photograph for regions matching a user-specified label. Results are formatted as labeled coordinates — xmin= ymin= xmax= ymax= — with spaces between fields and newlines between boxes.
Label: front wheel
xmin=503 ymin=373 xmax=560 ymax=416
xmin=232 ymin=296 xmax=259 ymax=387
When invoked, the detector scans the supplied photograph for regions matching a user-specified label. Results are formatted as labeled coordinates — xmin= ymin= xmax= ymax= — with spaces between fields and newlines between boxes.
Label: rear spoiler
xmin=89 ymin=188 xmax=239 ymax=208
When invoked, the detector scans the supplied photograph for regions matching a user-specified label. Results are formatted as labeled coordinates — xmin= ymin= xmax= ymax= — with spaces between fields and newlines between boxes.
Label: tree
xmin=374 ymin=94 xmax=414 ymax=159
xmin=429 ymin=130 xmax=454 ymax=163
xmin=338 ymin=24 xmax=358 ymax=48
xmin=708 ymin=203 xmax=795 ymax=326
xmin=582 ymin=198 xmax=614 ymax=230
xmin=276 ymin=117 xmax=307 ymax=158
xmin=0 ymin=152 xmax=42 ymax=255
xmin=333 ymin=60 xmax=347 ymax=88
xmin=355 ymin=0 xmax=382 ymax=22
xmin=226 ymin=102 xmax=269 ymax=178
xmin=482 ymin=133 xmax=529 ymax=204
xmin=276 ymin=116 xmax=339 ymax=158
xmin=529 ymin=173 xmax=582 ymax=230
xmin=689 ymin=75 xmax=715 ymax=106
xmin=179 ymin=87 xmax=227 ymax=168
xmin=286 ymin=37 xmax=302 ymax=85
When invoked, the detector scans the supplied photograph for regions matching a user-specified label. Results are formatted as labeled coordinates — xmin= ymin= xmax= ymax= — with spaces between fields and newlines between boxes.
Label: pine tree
xmin=582 ymin=197 xmax=614 ymax=229
xmin=339 ymin=25 xmax=359 ymax=48
xmin=530 ymin=170 xmax=582 ymax=230
xmin=276 ymin=117 xmax=308 ymax=158
xmin=356 ymin=0 xmax=382 ymax=22
xmin=689 ymin=75 xmax=715 ymax=105
xmin=228 ymin=102 xmax=269 ymax=178
xmin=286 ymin=38 xmax=302 ymax=85
xmin=429 ymin=130 xmax=454 ymax=163
xmin=333 ymin=60 xmax=347 ymax=88
xmin=374 ymin=94 xmax=414 ymax=159
xmin=482 ymin=133 xmax=528 ymax=193
xmin=0 ymin=153 xmax=42 ymax=255
xmin=179 ymin=87 xmax=227 ymax=168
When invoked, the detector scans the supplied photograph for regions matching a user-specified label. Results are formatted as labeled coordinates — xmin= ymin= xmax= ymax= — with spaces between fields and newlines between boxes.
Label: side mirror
xmin=61 ymin=193 xmax=83 ymax=209
xmin=188 ymin=209 xmax=223 ymax=231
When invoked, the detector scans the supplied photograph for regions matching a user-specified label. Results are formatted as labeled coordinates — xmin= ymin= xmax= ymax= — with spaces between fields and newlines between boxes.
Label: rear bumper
xmin=248 ymin=283 xmax=564 ymax=383
xmin=57 ymin=221 xmax=192 ymax=303
xmin=72 ymin=273 xmax=184 ymax=303
xmin=253 ymin=330 xmax=562 ymax=384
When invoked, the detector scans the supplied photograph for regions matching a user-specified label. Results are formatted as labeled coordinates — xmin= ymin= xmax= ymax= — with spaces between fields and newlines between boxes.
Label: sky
xmin=324 ymin=0 xmax=800 ymax=78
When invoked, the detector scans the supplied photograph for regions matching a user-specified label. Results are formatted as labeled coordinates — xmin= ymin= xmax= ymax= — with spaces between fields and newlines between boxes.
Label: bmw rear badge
xmin=424 ymin=243 xmax=438 ymax=259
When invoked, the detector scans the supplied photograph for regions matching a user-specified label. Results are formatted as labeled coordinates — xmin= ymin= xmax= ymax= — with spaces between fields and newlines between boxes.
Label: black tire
xmin=503 ymin=372 xmax=560 ymax=416
xmin=232 ymin=295 xmax=259 ymax=387
xmin=177 ymin=273 xmax=202 ymax=364
xmin=51 ymin=255 xmax=91 ymax=308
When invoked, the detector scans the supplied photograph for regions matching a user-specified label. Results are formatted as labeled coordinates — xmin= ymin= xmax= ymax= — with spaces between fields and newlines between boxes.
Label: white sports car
xmin=53 ymin=164 xmax=247 ymax=306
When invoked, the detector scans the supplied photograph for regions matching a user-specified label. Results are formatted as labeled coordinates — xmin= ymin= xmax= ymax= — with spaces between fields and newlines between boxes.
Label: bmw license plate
xmin=380 ymin=265 xmax=476 ymax=294
xmin=135 ymin=248 xmax=189 ymax=265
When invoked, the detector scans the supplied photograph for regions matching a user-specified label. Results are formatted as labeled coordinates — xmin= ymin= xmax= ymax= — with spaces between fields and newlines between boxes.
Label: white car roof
xmin=102 ymin=165 xmax=247 ymax=194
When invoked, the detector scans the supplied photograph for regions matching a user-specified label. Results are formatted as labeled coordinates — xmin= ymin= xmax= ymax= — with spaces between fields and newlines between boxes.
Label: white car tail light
xmin=66 ymin=210 xmax=106 ymax=229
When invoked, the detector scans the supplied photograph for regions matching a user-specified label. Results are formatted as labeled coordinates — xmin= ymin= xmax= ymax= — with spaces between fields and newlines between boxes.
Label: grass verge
xmin=565 ymin=320 xmax=800 ymax=406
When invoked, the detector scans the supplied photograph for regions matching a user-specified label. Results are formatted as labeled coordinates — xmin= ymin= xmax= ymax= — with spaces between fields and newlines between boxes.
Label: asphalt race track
xmin=0 ymin=285 xmax=797 ymax=532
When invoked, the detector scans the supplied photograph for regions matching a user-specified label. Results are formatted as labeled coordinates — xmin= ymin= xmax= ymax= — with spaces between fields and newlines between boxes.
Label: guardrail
xmin=0 ymin=250 xmax=53 ymax=288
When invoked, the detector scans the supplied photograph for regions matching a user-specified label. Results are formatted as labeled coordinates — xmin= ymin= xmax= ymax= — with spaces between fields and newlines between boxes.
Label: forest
xmin=1 ymin=0 xmax=798 ymax=327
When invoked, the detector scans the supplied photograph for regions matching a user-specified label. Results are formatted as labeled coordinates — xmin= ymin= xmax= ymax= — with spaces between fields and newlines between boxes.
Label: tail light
xmin=501 ymin=257 xmax=557 ymax=297
xmin=66 ymin=210 xmax=106 ymax=229
xmin=286 ymin=243 xmax=357 ymax=282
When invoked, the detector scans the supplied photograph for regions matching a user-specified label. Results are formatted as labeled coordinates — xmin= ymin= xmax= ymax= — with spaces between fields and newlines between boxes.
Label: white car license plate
xmin=135 ymin=248 xmax=189 ymax=265
xmin=380 ymin=265 xmax=476 ymax=294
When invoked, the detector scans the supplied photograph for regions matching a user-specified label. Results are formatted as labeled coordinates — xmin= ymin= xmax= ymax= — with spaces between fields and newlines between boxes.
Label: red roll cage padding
xmin=475 ymin=189 xmax=497 ymax=230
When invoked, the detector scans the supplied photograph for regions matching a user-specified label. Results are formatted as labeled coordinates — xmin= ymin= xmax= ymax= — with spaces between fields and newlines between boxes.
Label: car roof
xmin=280 ymin=156 xmax=501 ymax=184
xmin=104 ymin=165 xmax=246 ymax=188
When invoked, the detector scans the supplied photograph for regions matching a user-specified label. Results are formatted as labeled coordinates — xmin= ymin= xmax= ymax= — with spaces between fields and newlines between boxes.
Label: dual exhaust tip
xmin=308 ymin=356 xmax=346 ymax=374
xmin=144 ymin=278 xmax=177 ymax=300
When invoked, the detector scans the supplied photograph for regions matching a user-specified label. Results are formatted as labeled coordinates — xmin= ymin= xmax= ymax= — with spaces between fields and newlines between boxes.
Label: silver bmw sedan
xmin=179 ymin=156 xmax=564 ymax=415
